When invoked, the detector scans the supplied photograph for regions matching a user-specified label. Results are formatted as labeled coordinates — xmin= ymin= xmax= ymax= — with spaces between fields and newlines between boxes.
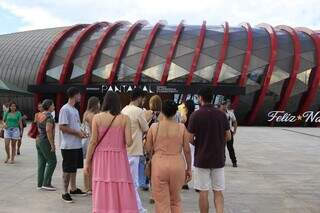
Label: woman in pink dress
xmin=84 ymin=91 xmax=138 ymax=213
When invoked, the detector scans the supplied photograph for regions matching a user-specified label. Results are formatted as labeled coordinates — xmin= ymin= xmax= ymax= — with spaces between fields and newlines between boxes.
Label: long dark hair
xmin=184 ymin=99 xmax=195 ymax=126
xmin=8 ymin=101 xmax=17 ymax=113
xmin=101 ymin=91 xmax=121 ymax=116
xmin=86 ymin=96 xmax=100 ymax=113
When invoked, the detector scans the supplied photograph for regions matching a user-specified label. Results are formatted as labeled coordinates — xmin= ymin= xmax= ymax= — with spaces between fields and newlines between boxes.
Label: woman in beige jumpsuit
xmin=146 ymin=100 xmax=192 ymax=213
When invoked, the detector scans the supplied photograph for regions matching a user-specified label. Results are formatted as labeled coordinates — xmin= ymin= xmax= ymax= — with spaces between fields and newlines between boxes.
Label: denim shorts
xmin=4 ymin=127 xmax=21 ymax=140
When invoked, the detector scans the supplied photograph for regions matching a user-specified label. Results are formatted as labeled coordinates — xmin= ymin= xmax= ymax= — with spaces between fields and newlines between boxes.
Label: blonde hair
xmin=149 ymin=95 xmax=162 ymax=111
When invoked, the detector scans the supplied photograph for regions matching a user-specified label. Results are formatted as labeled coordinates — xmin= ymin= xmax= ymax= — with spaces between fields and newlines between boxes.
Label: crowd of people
xmin=1 ymin=86 xmax=239 ymax=213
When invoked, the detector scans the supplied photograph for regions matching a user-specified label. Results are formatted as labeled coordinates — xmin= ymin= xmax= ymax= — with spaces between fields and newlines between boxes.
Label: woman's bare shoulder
xmin=92 ymin=112 xmax=107 ymax=121
xmin=84 ymin=110 xmax=93 ymax=118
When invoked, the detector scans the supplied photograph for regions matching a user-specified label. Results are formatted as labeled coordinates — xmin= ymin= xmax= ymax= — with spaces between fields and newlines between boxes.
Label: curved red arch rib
xmin=108 ymin=20 xmax=147 ymax=85
xmin=56 ymin=22 xmax=108 ymax=111
xmin=231 ymin=22 xmax=253 ymax=109
xmin=295 ymin=27 xmax=320 ymax=117
xmin=34 ymin=24 xmax=86 ymax=106
xmin=160 ymin=21 xmax=185 ymax=85
xmin=59 ymin=22 xmax=108 ymax=85
xmin=186 ymin=21 xmax=206 ymax=86
xmin=212 ymin=22 xmax=229 ymax=86
xmin=80 ymin=21 xmax=127 ymax=113
xmin=80 ymin=21 xmax=127 ymax=112
xmin=247 ymin=23 xmax=278 ymax=125
xmin=275 ymin=25 xmax=301 ymax=112
xmin=83 ymin=21 xmax=127 ymax=85
xmin=134 ymin=21 xmax=164 ymax=86
xmin=36 ymin=24 xmax=87 ymax=85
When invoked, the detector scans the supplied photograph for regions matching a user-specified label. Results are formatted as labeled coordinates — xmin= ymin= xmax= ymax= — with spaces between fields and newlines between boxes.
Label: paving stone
xmin=0 ymin=126 xmax=319 ymax=212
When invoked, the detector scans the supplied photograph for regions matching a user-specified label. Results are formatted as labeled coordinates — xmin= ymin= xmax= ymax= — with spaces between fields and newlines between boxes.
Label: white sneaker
xmin=42 ymin=185 xmax=57 ymax=191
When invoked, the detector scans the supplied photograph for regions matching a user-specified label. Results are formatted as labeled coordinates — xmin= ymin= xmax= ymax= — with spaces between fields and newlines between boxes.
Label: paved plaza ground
xmin=0 ymin=126 xmax=319 ymax=213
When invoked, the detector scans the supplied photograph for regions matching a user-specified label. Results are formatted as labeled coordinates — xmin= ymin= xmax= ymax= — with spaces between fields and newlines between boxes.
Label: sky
xmin=0 ymin=0 xmax=319 ymax=34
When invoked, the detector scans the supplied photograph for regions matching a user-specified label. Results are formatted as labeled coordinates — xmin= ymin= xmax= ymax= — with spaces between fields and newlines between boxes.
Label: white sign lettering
xmin=267 ymin=110 xmax=320 ymax=123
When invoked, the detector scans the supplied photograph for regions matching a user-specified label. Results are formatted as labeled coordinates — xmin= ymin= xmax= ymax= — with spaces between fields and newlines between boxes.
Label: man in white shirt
xmin=59 ymin=87 xmax=87 ymax=203
xmin=220 ymin=99 xmax=238 ymax=167
xmin=121 ymin=88 xmax=149 ymax=213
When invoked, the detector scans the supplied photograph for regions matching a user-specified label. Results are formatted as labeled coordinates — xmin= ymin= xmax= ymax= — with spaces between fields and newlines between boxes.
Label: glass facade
xmin=1 ymin=22 xmax=317 ymax=126
xmin=40 ymin=23 xmax=319 ymax=125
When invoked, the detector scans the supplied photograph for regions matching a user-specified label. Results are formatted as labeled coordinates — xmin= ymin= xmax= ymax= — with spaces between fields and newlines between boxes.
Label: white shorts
xmin=193 ymin=167 xmax=225 ymax=191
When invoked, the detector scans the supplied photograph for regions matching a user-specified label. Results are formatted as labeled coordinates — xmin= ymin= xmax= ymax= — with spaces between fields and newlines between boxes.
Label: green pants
xmin=36 ymin=139 xmax=57 ymax=187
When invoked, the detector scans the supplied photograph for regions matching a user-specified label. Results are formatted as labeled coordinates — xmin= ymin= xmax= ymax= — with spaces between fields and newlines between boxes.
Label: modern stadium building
xmin=0 ymin=20 xmax=319 ymax=126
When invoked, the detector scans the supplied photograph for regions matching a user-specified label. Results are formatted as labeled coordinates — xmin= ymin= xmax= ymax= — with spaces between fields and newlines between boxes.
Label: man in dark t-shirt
xmin=188 ymin=87 xmax=231 ymax=213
